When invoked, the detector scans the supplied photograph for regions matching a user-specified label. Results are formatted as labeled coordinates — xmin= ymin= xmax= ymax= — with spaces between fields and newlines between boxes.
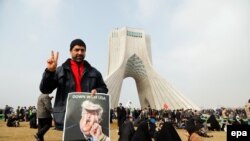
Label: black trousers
xmin=37 ymin=118 xmax=52 ymax=141
xmin=4 ymin=114 xmax=8 ymax=122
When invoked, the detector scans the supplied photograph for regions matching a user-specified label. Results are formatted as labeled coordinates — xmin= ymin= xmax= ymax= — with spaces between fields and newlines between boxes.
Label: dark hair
xmin=70 ymin=39 xmax=86 ymax=51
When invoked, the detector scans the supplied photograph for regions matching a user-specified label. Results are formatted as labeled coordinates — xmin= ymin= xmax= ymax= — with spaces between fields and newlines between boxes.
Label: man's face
xmin=80 ymin=110 xmax=99 ymax=136
xmin=70 ymin=45 xmax=86 ymax=63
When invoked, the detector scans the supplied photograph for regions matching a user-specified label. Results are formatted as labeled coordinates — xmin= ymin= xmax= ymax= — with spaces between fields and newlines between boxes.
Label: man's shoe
xmin=34 ymin=134 xmax=41 ymax=141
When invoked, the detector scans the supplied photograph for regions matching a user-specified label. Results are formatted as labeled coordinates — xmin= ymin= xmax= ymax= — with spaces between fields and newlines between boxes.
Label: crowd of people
xmin=3 ymin=95 xmax=54 ymax=141
xmin=111 ymin=100 xmax=250 ymax=141
xmin=2 ymin=99 xmax=250 ymax=141
xmin=3 ymin=105 xmax=37 ymax=128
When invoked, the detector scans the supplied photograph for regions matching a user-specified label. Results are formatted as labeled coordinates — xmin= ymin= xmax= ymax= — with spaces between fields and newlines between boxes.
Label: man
xmin=4 ymin=105 xmax=10 ymax=122
xmin=64 ymin=100 xmax=109 ymax=141
xmin=110 ymin=108 xmax=114 ymax=123
xmin=16 ymin=106 xmax=20 ymax=121
xmin=40 ymin=39 xmax=108 ymax=130
xmin=35 ymin=94 xmax=53 ymax=141
xmin=117 ymin=103 xmax=127 ymax=128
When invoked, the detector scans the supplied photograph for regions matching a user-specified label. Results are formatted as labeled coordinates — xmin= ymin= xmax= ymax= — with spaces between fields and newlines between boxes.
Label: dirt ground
xmin=0 ymin=119 xmax=226 ymax=141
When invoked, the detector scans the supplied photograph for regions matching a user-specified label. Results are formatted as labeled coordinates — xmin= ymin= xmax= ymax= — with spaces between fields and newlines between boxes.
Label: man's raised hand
xmin=47 ymin=51 xmax=59 ymax=72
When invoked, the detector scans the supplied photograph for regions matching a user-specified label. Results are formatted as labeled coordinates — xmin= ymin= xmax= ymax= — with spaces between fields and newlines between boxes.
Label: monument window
xmin=127 ymin=31 xmax=142 ymax=38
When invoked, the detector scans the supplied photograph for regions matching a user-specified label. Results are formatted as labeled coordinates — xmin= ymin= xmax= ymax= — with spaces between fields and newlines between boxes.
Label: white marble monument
xmin=105 ymin=27 xmax=199 ymax=110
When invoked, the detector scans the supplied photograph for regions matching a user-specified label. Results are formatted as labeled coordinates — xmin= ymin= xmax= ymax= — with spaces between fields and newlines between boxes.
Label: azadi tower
xmin=105 ymin=27 xmax=200 ymax=110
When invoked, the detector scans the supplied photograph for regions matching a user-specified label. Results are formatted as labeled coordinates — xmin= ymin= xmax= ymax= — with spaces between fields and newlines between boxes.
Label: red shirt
xmin=70 ymin=60 xmax=84 ymax=92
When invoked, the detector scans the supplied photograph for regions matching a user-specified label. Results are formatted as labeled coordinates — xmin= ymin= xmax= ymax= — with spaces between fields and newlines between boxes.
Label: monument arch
xmin=105 ymin=27 xmax=199 ymax=110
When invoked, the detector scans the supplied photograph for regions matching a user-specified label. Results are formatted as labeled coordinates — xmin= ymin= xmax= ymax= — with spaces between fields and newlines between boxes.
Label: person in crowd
xmin=132 ymin=108 xmax=140 ymax=121
xmin=4 ymin=105 xmax=11 ymax=122
xmin=185 ymin=118 xmax=203 ymax=141
xmin=39 ymin=39 xmax=108 ymax=130
xmin=24 ymin=106 xmax=30 ymax=121
xmin=30 ymin=106 xmax=37 ymax=129
xmin=117 ymin=103 xmax=127 ymax=128
xmin=148 ymin=105 xmax=152 ymax=117
xmin=16 ymin=106 xmax=20 ymax=121
xmin=34 ymin=94 xmax=53 ymax=141
xmin=118 ymin=116 xmax=135 ymax=141
xmin=206 ymin=114 xmax=221 ymax=131
xmin=155 ymin=122 xmax=181 ymax=141
xmin=131 ymin=120 xmax=154 ymax=141
xmin=19 ymin=107 xmax=25 ymax=121
xmin=110 ymin=108 xmax=114 ymax=123
xmin=245 ymin=99 xmax=250 ymax=125
xmin=6 ymin=113 xmax=19 ymax=127
xmin=64 ymin=100 xmax=109 ymax=141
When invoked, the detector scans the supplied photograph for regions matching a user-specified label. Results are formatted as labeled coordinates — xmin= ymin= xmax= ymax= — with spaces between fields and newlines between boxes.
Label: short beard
xmin=72 ymin=56 xmax=84 ymax=63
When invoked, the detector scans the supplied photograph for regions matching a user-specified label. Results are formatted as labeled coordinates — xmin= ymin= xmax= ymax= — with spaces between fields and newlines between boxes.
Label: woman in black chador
xmin=131 ymin=120 xmax=154 ymax=141
xmin=155 ymin=122 xmax=181 ymax=141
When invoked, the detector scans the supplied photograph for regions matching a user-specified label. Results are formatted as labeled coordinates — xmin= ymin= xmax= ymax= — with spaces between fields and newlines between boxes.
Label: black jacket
xmin=40 ymin=59 xmax=108 ymax=130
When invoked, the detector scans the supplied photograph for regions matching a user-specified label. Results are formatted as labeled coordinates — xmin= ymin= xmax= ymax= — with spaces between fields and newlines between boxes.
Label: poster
xmin=63 ymin=92 xmax=110 ymax=141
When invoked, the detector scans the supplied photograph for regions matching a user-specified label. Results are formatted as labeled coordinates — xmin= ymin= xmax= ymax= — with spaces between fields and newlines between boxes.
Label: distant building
xmin=105 ymin=27 xmax=199 ymax=110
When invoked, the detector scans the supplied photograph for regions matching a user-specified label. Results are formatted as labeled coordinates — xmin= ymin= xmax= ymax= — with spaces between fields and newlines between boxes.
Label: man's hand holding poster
xmin=63 ymin=92 xmax=110 ymax=141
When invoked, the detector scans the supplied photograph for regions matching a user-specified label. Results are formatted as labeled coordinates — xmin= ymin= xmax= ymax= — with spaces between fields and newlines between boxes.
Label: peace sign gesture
xmin=47 ymin=51 xmax=59 ymax=72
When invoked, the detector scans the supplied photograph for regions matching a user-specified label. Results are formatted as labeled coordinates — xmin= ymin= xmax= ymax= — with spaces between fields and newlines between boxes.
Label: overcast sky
xmin=0 ymin=0 xmax=249 ymax=109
